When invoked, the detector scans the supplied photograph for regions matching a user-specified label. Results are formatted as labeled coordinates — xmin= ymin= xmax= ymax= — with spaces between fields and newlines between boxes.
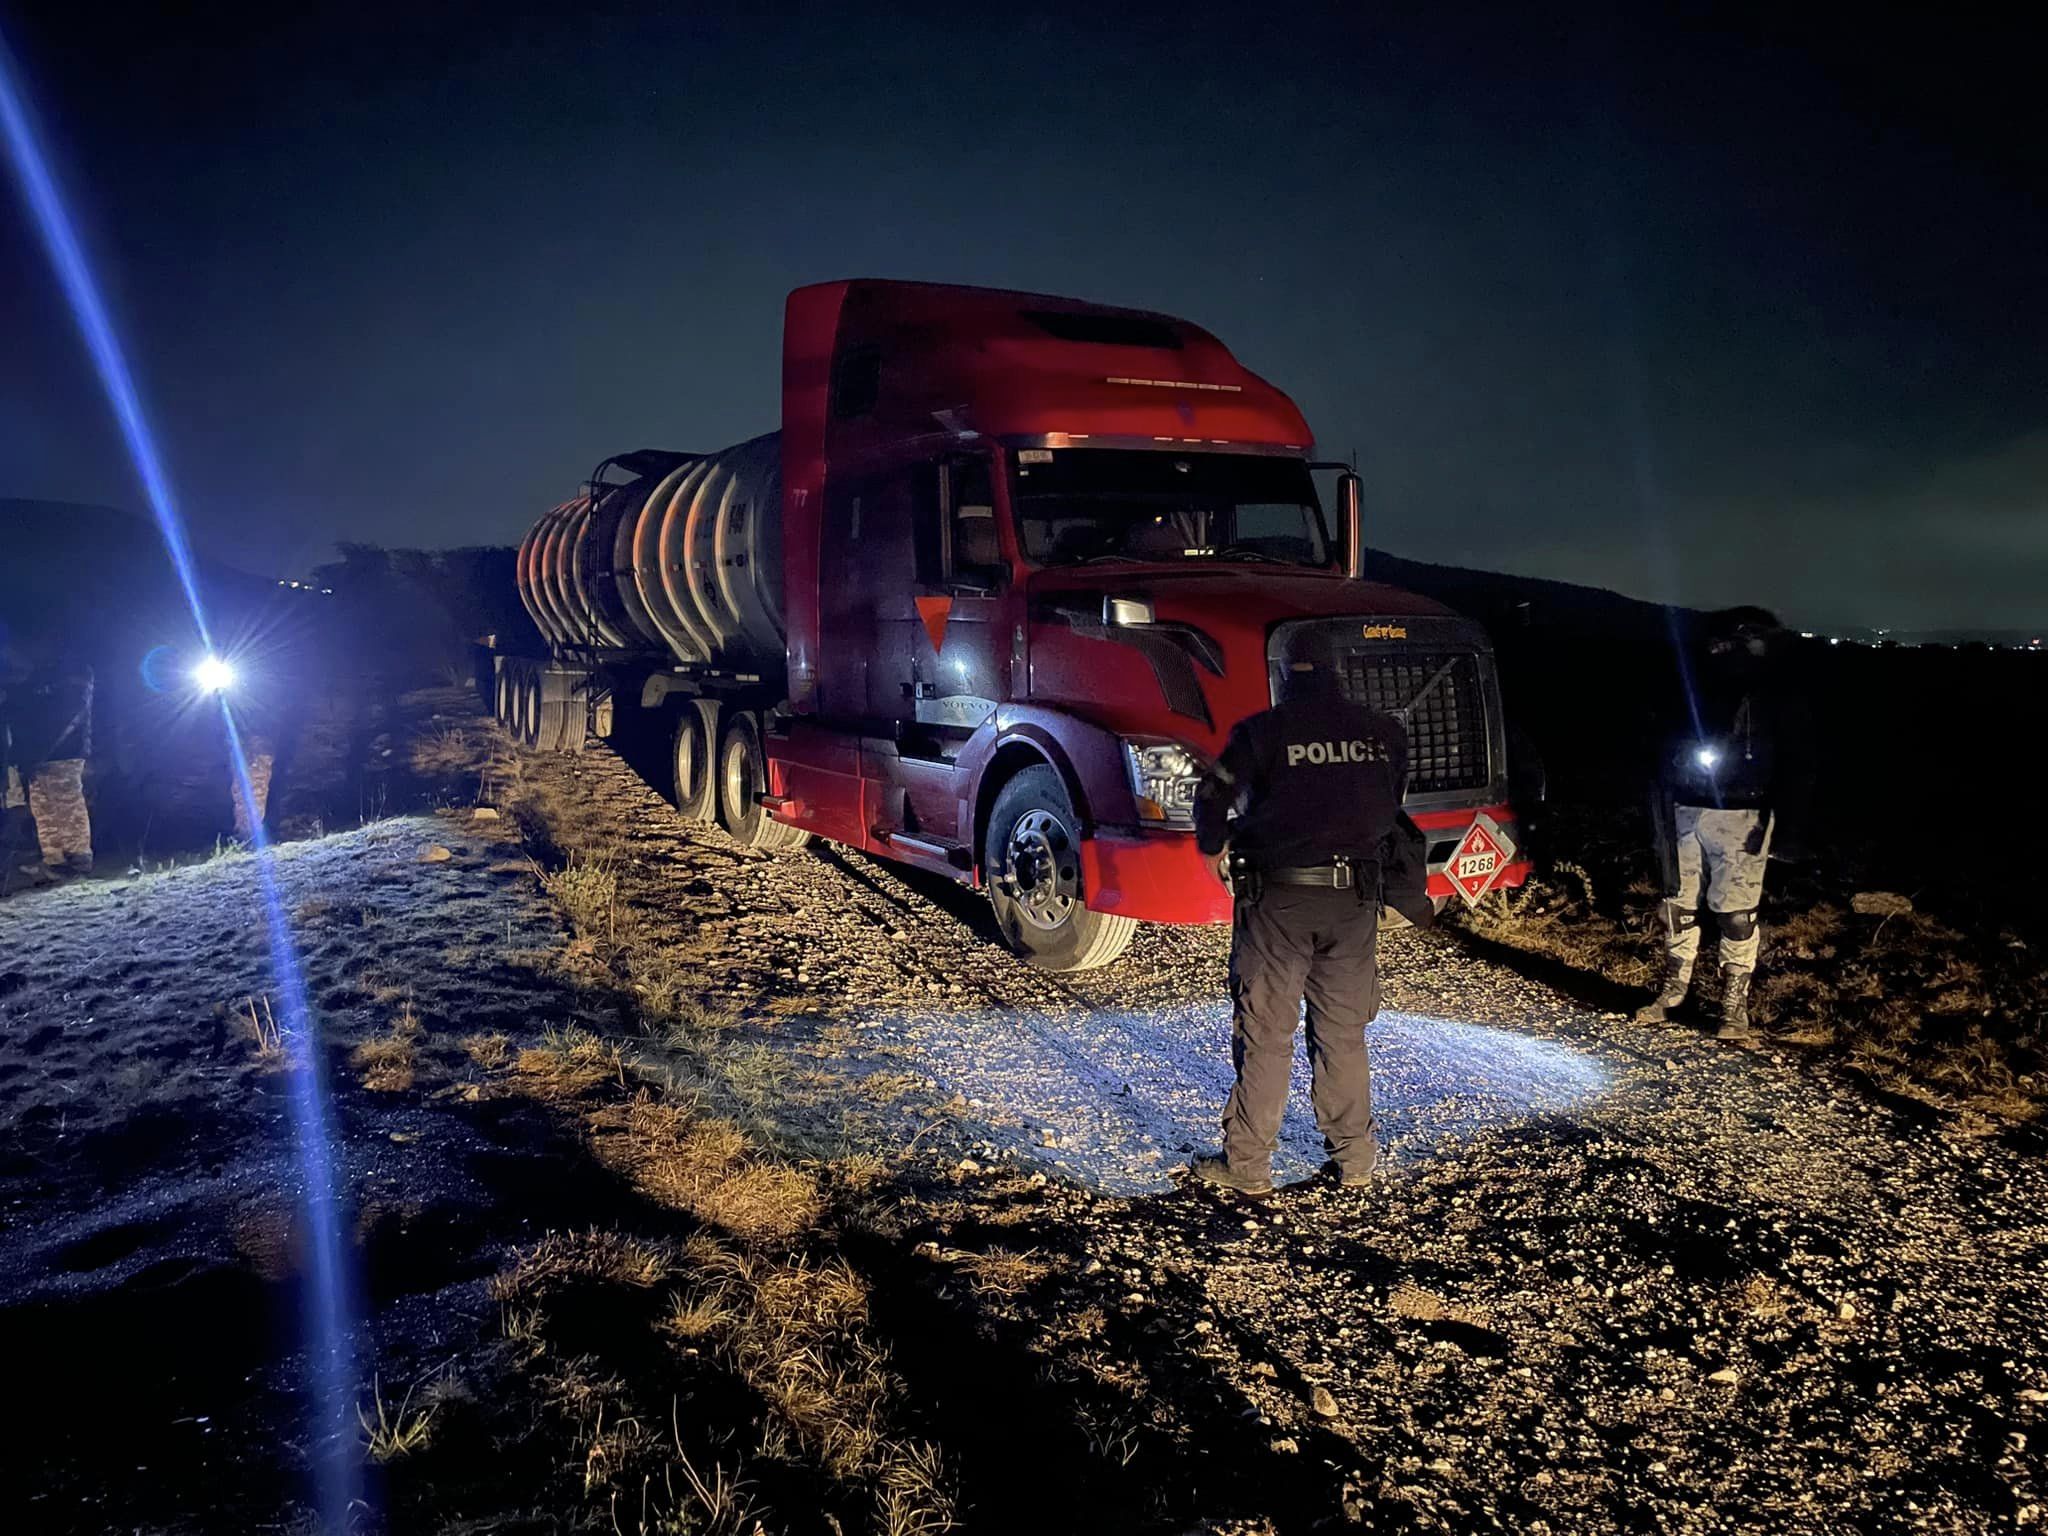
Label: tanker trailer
xmin=498 ymin=432 xmax=810 ymax=848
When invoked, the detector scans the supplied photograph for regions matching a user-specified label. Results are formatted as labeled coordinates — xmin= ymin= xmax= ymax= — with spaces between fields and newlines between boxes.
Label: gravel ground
xmin=1 ymin=720 xmax=2042 ymax=1533
xmin=0 ymin=810 xmax=595 ymax=1530
xmin=532 ymin=738 xmax=2048 ymax=1533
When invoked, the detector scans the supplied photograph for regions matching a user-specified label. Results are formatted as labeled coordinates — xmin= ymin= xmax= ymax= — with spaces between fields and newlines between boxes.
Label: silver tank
xmin=517 ymin=432 xmax=784 ymax=671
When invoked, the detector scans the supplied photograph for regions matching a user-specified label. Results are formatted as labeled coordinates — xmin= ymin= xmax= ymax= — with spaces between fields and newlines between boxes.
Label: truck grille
xmin=1336 ymin=650 xmax=1489 ymax=794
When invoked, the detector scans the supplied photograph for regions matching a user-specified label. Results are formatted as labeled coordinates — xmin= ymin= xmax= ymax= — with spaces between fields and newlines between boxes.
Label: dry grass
xmin=541 ymin=854 xmax=623 ymax=945
xmin=664 ymin=1290 xmax=736 ymax=1340
xmin=461 ymin=1032 xmax=511 ymax=1069
xmin=954 ymin=1246 xmax=1049 ymax=1297
xmin=489 ymin=1230 xmax=672 ymax=1303
xmin=479 ymin=743 xmax=957 ymax=1532
xmin=650 ymin=991 xmax=745 ymax=1038
xmin=857 ymin=1072 xmax=925 ymax=1105
xmin=632 ymin=1445 xmax=761 ymax=1536
xmin=393 ymin=994 xmax=424 ymax=1038
xmin=592 ymin=1095 xmax=824 ymax=1243
xmin=358 ymin=1375 xmax=436 ymax=1462
xmin=352 ymin=1032 xmax=417 ymax=1093
xmin=236 ymin=993 xmax=288 ymax=1069
xmin=512 ymin=1026 xmax=629 ymax=1101
xmin=487 ymin=1223 xmax=952 ymax=1531
xmin=408 ymin=717 xmax=525 ymax=811
xmin=722 ymin=1043 xmax=790 ymax=1108
xmin=410 ymin=725 xmax=482 ymax=778
xmin=829 ymin=1152 xmax=893 ymax=1194
xmin=1064 ymin=1304 xmax=1110 ymax=1341
xmin=876 ymin=1442 xmax=955 ymax=1536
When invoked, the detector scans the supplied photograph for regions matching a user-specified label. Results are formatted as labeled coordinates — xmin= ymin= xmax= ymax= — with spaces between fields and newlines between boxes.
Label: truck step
xmin=876 ymin=829 xmax=974 ymax=871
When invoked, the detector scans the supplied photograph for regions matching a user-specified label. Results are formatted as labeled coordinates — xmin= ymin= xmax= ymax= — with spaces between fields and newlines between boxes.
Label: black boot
xmin=1633 ymin=953 xmax=1692 ymax=1023
xmin=1717 ymin=970 xmax=1754 ymax=1041
xmin=1189 ymin=1155 xmax=1274 ymax=1199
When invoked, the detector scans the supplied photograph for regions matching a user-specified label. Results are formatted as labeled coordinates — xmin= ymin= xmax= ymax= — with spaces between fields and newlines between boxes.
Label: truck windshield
xmin=1010 ymin=448 xmax=1332 ymax=569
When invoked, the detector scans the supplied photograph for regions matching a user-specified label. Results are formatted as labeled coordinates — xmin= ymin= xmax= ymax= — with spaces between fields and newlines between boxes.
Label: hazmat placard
xmin=1446 ymin=812 xmax=1517 ymax=906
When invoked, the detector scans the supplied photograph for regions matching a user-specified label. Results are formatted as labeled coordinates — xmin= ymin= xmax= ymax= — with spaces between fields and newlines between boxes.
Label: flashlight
xmin=193 ymin=654 xmax=236 ymax=693
xmin=1695 ymin=745 xmax=1721 ymax=770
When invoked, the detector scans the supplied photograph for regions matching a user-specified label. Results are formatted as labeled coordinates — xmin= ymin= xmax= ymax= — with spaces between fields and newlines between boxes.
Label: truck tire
xmin=530 ymin=669 xmax=588 ymax=753
xmin=716 ymin=713 xmax=811 ymax=851
xmin=494 ymin=665 xmax=517 ymax=728
xmin=671 ymin=704 xmax=717 ymax=823
xmin=984 ymin=764 xmax=1136 ymax=971
xmin=534 ymin=701 xmax=585 ymax=753
xmin=517 ymin=666 xmax=544 ymax=749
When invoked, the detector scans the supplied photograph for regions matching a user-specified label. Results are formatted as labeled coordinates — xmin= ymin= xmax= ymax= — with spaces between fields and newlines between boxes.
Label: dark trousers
xmin=1222 ymin=884 xmax=1381 ymax=1181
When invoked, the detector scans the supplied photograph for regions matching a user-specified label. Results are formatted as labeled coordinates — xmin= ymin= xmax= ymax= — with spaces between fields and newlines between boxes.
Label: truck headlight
xmin=1124 ymin=740 xmax=1204 ymax=826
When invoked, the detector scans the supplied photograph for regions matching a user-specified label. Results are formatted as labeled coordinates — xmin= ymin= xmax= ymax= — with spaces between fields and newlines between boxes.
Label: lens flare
xmin=2 ymin=34 xmax=359 ymax=1528
xmin=1695 ymin=745 xmax=1721 ymax=769
xmin=193 ymin=654 xmax=236 ymax=693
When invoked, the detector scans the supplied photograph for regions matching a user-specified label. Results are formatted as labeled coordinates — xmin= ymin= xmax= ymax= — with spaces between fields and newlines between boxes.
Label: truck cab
xmin=763 ymin=281 xmax=1531 ymax=968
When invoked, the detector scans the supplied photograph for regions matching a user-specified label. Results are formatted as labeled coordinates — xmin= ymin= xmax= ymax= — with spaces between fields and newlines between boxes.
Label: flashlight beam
xmin=0 ymin=37 xmax=211 ymax=650
xmin=1 ymin=31 xmax=357 ymax=1527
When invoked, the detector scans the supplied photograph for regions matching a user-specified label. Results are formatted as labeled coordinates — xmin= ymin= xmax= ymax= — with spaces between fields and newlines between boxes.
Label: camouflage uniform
xmin=232 ymin=735 xmax=277 ymax=840
xmin=15 ymin=662 xmax=94 ymax=876
xmin=1665 ymin=805 xmax=1773 ymax=979
xmin=1639 ymin=609 xmax=1813 ymax=1039
xmin=27 ymin=757 xmax=91 ymax=873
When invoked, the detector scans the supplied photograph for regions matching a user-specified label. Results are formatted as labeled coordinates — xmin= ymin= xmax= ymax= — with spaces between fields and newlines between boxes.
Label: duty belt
xmin=1261 ymin=859 xmax=1364 ymax=889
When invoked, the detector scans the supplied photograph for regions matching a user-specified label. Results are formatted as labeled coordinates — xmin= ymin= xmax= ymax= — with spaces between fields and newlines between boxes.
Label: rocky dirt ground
xmin=1 ymin=698 xmax=2044 ymax=1533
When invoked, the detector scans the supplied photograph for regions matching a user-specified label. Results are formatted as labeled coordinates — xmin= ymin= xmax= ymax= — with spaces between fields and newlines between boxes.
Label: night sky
xmin=2 ymin=2 xmax=2041 ymax=632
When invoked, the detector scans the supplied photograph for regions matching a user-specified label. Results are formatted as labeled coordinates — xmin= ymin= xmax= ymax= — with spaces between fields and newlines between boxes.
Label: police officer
xmin=1188 ymin=661 xmax=1416 ymax=1197
xmin=1636 ymin=607 xmax=1814 ymax=1040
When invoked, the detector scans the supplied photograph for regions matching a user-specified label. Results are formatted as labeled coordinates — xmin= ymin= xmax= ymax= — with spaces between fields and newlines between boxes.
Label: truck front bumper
xmin=1078 ymin=805 xmax=1533 ymax=926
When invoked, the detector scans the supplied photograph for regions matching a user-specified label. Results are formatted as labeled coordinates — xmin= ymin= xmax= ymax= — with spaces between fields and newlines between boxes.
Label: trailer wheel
xmin=984 ymin=764 xmax=1136 ymax=971
xmin=494 ymin=665 xmax=516 ymax=727
xmin=517 ymin=667 xmax=544 ymax=749
xmin=534 ymin=700 xmax=585 ymax=754
xmin=671 ymin=705 xmax=716 ymax=823
xmin=716 ymin=714 xmax=811 ymax=851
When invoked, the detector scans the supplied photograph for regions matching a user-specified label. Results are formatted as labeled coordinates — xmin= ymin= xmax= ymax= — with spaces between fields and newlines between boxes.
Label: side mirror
xmin=1338 ymin=471 xmax=1364 ymax=579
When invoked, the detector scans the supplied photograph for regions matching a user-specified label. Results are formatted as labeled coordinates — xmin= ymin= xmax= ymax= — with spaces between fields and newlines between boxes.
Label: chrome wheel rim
xmin=1004 ymin=808 xmax=1078 ymax=931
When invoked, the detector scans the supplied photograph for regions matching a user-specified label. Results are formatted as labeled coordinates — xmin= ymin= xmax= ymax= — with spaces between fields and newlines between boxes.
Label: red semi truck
xmin=499 ymin=280 xmax=1530 ymax=969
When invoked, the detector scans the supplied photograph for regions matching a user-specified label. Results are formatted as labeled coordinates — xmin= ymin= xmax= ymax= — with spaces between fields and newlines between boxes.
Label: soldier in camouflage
xmin=1637 ymin=608 xmax=1814 ymax=1040
xmin=11 ymin=652 xmax=95 ymax=879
